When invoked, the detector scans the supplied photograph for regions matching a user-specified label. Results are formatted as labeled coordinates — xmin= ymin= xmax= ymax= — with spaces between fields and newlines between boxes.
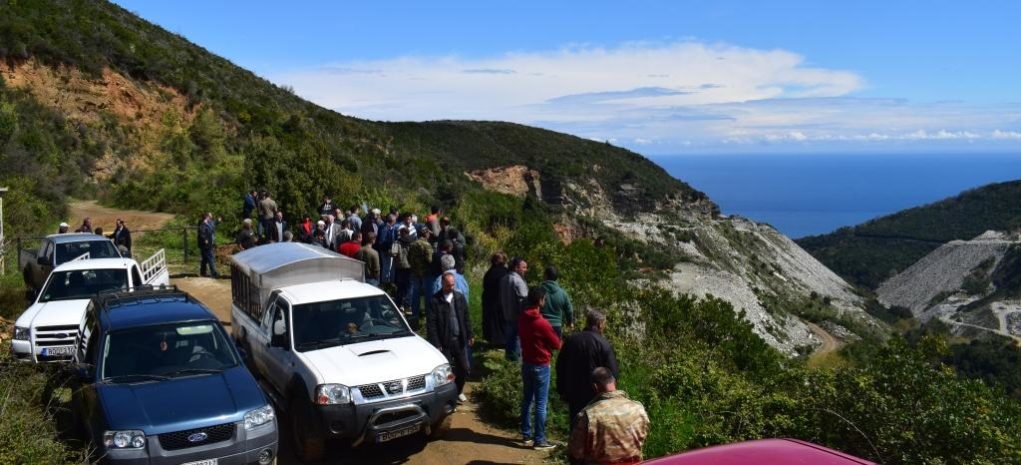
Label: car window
xmin=55 ymin=240 xmax=120 ymax=264
xmin=42 ymin=241 xmax=54 ymax=262
xmin=291 ymin=295 xmax=410 ymax=352
xmin=39 ymin=269 xmax=128 ymax=302
xmin=101 ymin=322 xmax=238 ymax=381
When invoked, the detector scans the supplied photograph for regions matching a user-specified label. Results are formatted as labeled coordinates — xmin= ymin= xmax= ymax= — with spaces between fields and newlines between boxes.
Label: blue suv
xmin=72 ymin=287 xmax=278 ymax=464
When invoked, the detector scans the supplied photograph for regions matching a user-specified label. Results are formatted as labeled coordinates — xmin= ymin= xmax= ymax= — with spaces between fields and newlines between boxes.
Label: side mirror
xmin=37 ymin=256 xmax=49 ymax=266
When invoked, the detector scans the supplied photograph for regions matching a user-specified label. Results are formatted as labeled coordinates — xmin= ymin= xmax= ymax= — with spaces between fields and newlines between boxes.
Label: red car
xmin=643 ymin=439 xmax=875 ymax=465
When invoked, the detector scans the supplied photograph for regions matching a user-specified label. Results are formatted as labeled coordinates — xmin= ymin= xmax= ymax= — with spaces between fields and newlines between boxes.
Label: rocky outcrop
xmin=464 ymin=165 xmax=542 ymax=199
xmin=878 ymin=231 xmax=1013 ymax=321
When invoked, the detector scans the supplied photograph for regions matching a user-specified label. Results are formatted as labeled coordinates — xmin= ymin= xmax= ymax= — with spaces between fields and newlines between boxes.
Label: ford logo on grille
xmin=187 ymin=432 xmax=208 ymax=443
xmin=53 ymin=333 xmax=69 ymax=339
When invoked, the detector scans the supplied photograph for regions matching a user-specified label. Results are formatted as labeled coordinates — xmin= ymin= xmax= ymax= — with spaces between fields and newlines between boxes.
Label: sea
xmin=649 ymin=153 xmax=1021 ymax=239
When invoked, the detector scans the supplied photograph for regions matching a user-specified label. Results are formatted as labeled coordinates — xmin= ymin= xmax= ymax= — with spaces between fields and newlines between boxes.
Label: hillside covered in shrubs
xmin=2 ymin=1 xmax=1021 ymax=463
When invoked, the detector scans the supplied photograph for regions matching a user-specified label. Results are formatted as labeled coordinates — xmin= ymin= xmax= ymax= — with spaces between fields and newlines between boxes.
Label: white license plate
xmin=41 ymin=346 xmax=75 ymax=356
xmin=181 ymin=459 xmax=217 ymax=465
xmin=376 ymin=424 xmax=421 ymax=443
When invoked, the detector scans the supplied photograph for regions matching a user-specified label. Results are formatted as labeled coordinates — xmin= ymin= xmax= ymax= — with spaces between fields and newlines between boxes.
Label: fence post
xmin=182 ymin=227 xmax=189 ymax=263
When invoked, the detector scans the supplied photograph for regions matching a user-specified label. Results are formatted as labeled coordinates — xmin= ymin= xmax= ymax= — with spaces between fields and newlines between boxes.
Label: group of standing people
xmin=56 ymin=216 xmax=133 ymax=256
xmin=479 ymin=253 xmax=649 ymax=463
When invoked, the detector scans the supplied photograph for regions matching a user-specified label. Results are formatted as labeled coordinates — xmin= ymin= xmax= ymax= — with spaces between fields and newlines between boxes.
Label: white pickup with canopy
xmin=230 ymin=243 xmax=364 ymax=316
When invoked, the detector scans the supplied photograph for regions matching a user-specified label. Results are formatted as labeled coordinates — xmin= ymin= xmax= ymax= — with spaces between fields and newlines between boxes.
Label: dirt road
xmin=68 ymin=200 xmax=174 ymax=233
xmin=806 ymin=322 xmax=844 ymax=368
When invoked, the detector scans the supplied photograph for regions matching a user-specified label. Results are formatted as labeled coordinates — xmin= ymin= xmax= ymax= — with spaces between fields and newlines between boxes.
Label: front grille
xmin=357 ymin=374 xmax=428 ymax=401
xmin=406 ymin=375 xmax=426 ymax=391
xmin=158 ymin=422 xmax=235 ymax=451
xmin=358 ymin=384 xmax=384 ymax=399
xmin=36 ymin=324 xmax=79 ymax=331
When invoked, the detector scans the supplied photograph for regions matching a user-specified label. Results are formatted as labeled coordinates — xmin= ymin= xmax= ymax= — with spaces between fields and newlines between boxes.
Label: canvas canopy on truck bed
xmin=230 ymin=243 xmax=364 ymax=313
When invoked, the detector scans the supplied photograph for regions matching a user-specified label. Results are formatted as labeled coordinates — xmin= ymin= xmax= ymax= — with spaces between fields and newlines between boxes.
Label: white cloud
xmin=271 ymin=41 xmax=1021 ymax=153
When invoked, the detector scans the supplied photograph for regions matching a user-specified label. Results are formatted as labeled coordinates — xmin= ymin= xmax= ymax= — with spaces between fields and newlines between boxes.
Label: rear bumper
xmin=315 ymin=382 xmax=458 ymax=445
xmin=100 ymin=421 xmax=278 ymax=465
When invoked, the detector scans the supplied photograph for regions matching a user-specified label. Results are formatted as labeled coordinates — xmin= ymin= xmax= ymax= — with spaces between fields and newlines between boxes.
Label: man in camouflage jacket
xmin=568 ymin=367 xmax=650 ymax=465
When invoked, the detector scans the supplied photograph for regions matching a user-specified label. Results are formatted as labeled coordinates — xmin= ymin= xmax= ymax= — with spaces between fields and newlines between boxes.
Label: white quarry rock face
xmin=877 ymin=232 xmax=1013 ymax=319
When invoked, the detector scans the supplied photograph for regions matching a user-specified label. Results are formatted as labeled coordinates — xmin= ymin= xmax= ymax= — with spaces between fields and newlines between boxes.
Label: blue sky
xmin=114 ymin=0 xmax=1021 ymax=154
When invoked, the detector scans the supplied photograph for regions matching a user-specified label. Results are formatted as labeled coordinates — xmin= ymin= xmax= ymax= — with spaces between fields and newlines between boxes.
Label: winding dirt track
xmin=71 ymin=201 xmax=551 ymax=465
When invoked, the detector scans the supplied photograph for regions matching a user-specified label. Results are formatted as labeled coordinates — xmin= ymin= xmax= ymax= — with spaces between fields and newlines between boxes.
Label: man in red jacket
xmin=519 ymin=287 xmax=562 ymax=450
xmin=338 ymin=230 xmax=362 ymax=258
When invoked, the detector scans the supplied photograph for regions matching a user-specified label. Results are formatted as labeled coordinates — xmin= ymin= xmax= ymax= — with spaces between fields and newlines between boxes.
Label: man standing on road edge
xmin=427 ymin=273 xmax=474 ymax=399
xmin=500 ymin=258 xmax=528 ymax=361
xmin=198 ymin=212 xmax=220 ymax=278
xmin=519 ymin=287 xmax=561 ymax=451
xmin=568 ymin=367 xmax=649 ymax=465
xmin=556 ymin=309 xmax=619 ymax=430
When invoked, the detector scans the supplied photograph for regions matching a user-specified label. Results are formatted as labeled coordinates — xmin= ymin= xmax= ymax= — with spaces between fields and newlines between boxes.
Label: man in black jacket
xmin=267 ymin=211 xmax=288 ymax=243
xmin=197 ymin=213 xmax=220 ymax=278
xmin=110 ymin=218 xmax=132 ymax=255
xmin=428 ymin=273 xmax=474 ymax=398
xmin=556 ymin=309 xmax=619 ymax=429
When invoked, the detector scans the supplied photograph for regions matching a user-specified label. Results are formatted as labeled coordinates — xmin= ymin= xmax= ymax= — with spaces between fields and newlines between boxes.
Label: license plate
xmin=376 ymin=424 xmax=421 ymax=443
xmin=181 ymin=459 xmax=217 ymax=465
xmin=41 ymin=346 xmax=75 ymax=356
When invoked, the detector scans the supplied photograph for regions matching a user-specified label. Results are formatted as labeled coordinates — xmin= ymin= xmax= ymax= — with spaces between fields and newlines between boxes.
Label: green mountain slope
xmin=0 ymin=0 xmax=706 ymax=236
xmin=798 ymin=180 xmax=1021 ymax=289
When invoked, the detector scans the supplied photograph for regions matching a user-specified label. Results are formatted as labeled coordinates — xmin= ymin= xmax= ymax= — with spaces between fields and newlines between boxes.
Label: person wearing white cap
xmin=312 ymin=220 xmax=329 ymax=248
xmin=57 ymin=222 xmax=69 ymax=234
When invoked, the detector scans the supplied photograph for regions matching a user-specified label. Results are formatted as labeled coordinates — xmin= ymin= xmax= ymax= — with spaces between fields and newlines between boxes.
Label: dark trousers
xmin=504 ymin=319 xmax=520 ymax=361
xmin=443 ymin=340 xmax=469 ymax=395
xmin=568 ymin=398 xmax=591 ymax=432
xmin=395 ymin=268 xmax=412 ymax=315
xmin=200 ymin=247 xmax=218 ymax=277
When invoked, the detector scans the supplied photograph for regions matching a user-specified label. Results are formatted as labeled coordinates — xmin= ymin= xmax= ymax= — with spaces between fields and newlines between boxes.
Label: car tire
xmin=290 ymin=396 xmax=326 ymax=462
xmin=428 ymin=414 xmax=452 ymax=440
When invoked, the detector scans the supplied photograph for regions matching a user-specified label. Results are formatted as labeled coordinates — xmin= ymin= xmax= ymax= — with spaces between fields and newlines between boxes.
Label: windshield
xmin=55 ymin=240 xmax=121 ymax=264
xmin=101 ymin=322 xmax=238 ymax=382
xmin=292 ymin=295 xmax=411 ymax=352
xmin=39 ymin=269 xmax=128 ymax=302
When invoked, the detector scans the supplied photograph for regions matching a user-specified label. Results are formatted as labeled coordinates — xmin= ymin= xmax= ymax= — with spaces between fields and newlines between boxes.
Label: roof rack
xmin=93 ymin=285 xmax=190 ymax=313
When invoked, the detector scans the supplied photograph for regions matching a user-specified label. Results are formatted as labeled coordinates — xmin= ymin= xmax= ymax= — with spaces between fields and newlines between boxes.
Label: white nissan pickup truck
xmin=230 ymin=243 xmax=458 ymax=462
xmin=11 ymin=250 xmax=170 ymax=362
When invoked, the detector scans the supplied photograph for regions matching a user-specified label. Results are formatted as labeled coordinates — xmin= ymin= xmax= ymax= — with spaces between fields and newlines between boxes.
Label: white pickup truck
xmin=230 ymin=243 xmax=458 ymax=462
xmin=11 ymin=249 xmax=169 ymax=362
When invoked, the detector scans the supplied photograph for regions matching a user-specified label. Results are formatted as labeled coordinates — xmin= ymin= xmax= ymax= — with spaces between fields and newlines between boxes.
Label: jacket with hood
xmin=540 ymin=280 xmax=574 ymax=328
xmin=395 ymin=234 xmax=415 ymax=270
xmin=518 ymin=306 xmax=562 ymax=365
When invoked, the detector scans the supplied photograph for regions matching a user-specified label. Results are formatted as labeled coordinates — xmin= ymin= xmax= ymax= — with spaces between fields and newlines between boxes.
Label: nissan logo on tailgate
xmin=187 ymin=432 xmax=208 ymax=443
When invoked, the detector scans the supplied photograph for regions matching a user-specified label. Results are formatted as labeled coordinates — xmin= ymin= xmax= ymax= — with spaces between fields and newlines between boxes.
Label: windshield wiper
xmin=103 ymin=374 xmax=168 ymax=384
xmin=164 ymin=368 xmax=226 ymax=378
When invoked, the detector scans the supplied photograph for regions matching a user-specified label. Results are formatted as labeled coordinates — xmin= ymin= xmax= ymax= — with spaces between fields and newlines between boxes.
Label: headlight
xmin=103 ymin=430 xmax=145 ymax=449
xmin=244 ymin=404 xmax=275 ymax=430
xmin=432 ymin=364 xmax=454 ymax=386
xmin=315 ymin=384 xmax=351 ymax=405
xmin=13 ymin=326 xmax=29 ymax=341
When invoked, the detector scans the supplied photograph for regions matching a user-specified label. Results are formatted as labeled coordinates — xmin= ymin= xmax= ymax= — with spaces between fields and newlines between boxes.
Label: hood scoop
xmin=358 ymin=349 xmax=391 ymax=357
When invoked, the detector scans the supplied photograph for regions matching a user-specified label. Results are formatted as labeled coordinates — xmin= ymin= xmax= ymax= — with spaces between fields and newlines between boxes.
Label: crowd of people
xmin=205 ymin=189 xmax=650 ymax=464
xmin=55 ymin=216 xmax=133 ymax=256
